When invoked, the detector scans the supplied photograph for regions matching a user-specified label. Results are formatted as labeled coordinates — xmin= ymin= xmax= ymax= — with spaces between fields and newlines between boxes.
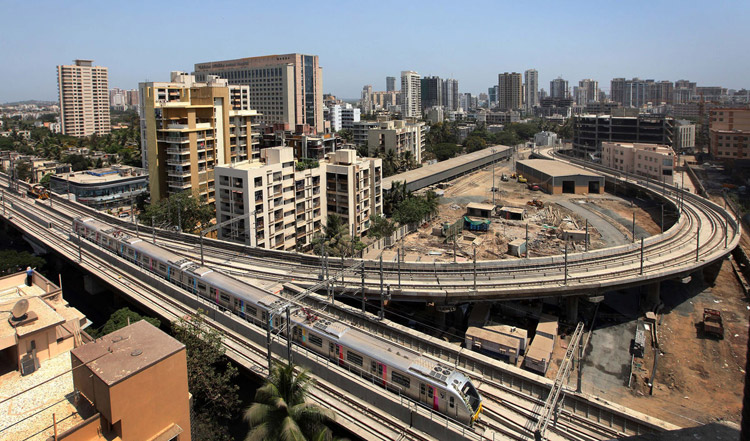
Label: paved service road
xmin=555 ymin=199 xmax=629 ymax=247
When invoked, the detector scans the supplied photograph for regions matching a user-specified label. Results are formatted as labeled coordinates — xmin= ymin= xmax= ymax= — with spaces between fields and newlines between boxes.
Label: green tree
xmin=173 ymin=310 xmax=240 ymax=441
xmin=139 ymin=191 xmax=214 ymax=233
xmin=368 ymin=215 xmax=396 ymax=239
xmin=464 ymin=136 xmax=487 ymax=153
xmin=336 ymin=129 xmax=353 ymax=143
xmin=39 ymin=173 xmax=53 ymax=189
xmin=63 ymin=154 xmax=93 ymax=172
xmin=0 ymin=250 xmax=45 ymax=275
xmin=311 ymin=214 xmax=364 ymax=257
xmin=427 ymin=142 xmax=461 ymax=161
xmin=90 ymin=307 xmax=160 ymax=338
xmin=15 ymin=160 xmax=32 ymax=182
xmin=244 ymin=362 xmax=335 ymax=441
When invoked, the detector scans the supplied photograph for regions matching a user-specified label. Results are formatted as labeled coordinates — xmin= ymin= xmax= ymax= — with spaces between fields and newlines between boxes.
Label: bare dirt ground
xmin=399 ymin=161 xmax=662 ymax=262
xmin=617 ymin=258 xmax=748 ymax=427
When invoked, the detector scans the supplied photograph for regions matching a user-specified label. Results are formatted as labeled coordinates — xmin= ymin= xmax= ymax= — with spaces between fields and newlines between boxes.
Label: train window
xmin=346 ymin=351 xmax=363 ymax=367
xmin=378 ymin=364 xmax=383 ymax=375
xmin=246 ymin=306 xmax=257 ymax=317
xmin=220 ymin=293 xmax=231 ymax=303
xmin=158 ymin=264 xmax=166 ymax=272
xmin=234 ymin=298 xmax=240 ymax=308
xmin=392 ymin=372 xmax=410 ymax=389
xmin=197 ymin=283 xmax=206 ymax=292
xmin=449 ymin=397 xmax=455 ymax=408
xmin=371 ymin=361 xmax=377 ymax=372
xmin=420 ymin=384 xmax=425 ymax=395
xmin=309 ymin=334 xmax=323 ymax=347
xmin=329 ymin=343 xmax=334 ymax=352
xmin=427 ymin=388 xmax=433 ymax=398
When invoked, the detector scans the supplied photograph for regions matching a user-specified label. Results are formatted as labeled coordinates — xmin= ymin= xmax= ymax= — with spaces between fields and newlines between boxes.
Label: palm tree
xmin=245 ymin=362 xmax=335 ymax=441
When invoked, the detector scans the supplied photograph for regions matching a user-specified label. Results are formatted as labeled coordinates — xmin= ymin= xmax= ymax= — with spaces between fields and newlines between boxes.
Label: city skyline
xmin=1 ymin=1 xmax=749 ymax=103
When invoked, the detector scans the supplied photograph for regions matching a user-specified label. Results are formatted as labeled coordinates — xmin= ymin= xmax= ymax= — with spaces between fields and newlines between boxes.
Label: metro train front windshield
xmin=461 ymin=381 xmax=481 ymax=413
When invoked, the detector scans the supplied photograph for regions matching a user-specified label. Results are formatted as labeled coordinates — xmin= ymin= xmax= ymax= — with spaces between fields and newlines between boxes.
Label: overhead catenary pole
xmin=266 ymin=314 xmax=273 ymax=374
xmin=640 ymin=237 xmax=645 ymax=275
xmin=200 ymin=232 xmax=204 ymax=266
xmin=526 ymin=223 xmax=530 ymax=258
xmin=152 ymin=216 xmax=156 ymax=244
xmin=473 ymin=245 xmax=477 ymax=291
xmin=564 ymin=239 xmax=568 ymax=285
xmin=631 ymin=212 xmax=636 ymax=243
xmin=660 ymin=204 xmax=664 ymax=233
xmin=584 ymin=219 xmax=588 ymax=252
xmin=286 ymin=306 xmax=292 ymax=365
xmin=77 ymin=229 xmax=82 ymax=262
xmin=397 ymin=246 xmax=402 ymax=288
xmin=361 ymin=263 xmax=366 ymax=314
xmin=696 ymin=230 xmax=700 ymax=262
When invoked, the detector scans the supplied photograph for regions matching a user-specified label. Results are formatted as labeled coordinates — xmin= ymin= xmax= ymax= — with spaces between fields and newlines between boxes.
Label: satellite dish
xmin=11 ymin=299 xmax=29 ymax=320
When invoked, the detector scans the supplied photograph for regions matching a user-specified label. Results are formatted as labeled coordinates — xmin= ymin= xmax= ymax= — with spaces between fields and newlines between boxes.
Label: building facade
xmin=194 ymin=53 xmax=324 ymax=133
xmin=573 ymin=114 xmax=674 ymax=158
xmin=443 ymin=78 xmax=459 ymax=111
xmin=498 ymin=73 xmax=522 ymax=111
xmin=367 ymin=118 xmax=426 ymax=164
xmin=549 ymin=77 xmax=569 ymax=100
xmin=400 ymin=71 xmax=421 ymax=118
xmin=341 ymin=105 xmax=360 ymax=130
xmin=524 ymin=69 xmax=539 ymax=111
xmin=575 ymin=79 xmax=599 ymax=105
xmin=139 ymin=72 xmax=260 ymax=202
xmin=386 ymin=76 xmax=396 ymax=92
xmin=421 ymin=76 xmax=443 ymax=112
xmin=352 ymin=121 xmax=378 ymax=147
xmin=709 ymin=108 xmax=750 ymax=161
xmin=57 ymin=59 xmax=110 ymax=137
xmin=50 ymin=166 xmax=148 ymax=213
xmin=215 ymin=147 xmax=324 ymax=250
xmin=674 ymin=120 xmax=696 ymax=151
xmin=323 ymin=149 xmax=383 ymax=238
xmin=601 ymin=142 xmax=675 ymax=184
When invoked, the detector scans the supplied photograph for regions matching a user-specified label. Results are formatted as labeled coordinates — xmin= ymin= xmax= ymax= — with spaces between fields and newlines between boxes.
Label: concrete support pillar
xmin=566 ymin=296 xmax=579 ymax=323
xmin=702 ymin=259 xmax=723 ymax=286
xmin=83 ymin=274 xmax=106 ymax=295
xmin=645 ymin=282 xmax=661 ymax=310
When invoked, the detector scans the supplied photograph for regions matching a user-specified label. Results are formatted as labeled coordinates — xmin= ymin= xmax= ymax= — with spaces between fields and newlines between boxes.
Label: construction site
xmin=379 ymin=151 xmax=749 ymax=432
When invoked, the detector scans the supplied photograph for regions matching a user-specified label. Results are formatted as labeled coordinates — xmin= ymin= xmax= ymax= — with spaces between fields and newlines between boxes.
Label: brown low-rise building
xmin=65 ymin=320 xmax=192 ymax=440
xmin=709 ymin=108 xmax=750 ymax=162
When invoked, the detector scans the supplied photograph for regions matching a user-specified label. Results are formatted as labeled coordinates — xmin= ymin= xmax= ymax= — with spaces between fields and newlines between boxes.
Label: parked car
xmin=517 ymin=175 xmax=527 ymax=183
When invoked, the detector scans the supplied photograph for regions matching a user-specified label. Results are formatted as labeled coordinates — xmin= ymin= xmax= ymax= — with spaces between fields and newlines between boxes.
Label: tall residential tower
xmin=400 ymin=71 xmax=421 ymax=118
xmin=57 ymin=59 xmax=111 ymax=137
xmin=524 ymin=69 xmax=539 ymax=111
xmin=498 ymin=72 xmax=523 ymax=110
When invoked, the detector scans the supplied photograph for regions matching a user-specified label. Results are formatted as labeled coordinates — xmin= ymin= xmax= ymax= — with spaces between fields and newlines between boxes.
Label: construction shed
xmin=465 ymin=326 xmax=522 ymax=365
xmin=523 ymin=335 xmax=555 ymax=374
xmin=507 ymin=239 xmax=527 ymax=257
xmin=561 ymin=229 xmax=587 ymax=241
xmin=466 ymin=202 xmax=496 ymax=218
xmin=536 ymin=314 xmax=559 ymax=340
xmin=498 ymin=206 xmax=526 ymax=220
xmin=516 ymin=159 xmax=604 ymax=195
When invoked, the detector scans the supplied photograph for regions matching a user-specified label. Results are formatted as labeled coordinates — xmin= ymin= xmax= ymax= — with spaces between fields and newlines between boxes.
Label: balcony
xmin=167 ymin=168 xmax=191 ymax=178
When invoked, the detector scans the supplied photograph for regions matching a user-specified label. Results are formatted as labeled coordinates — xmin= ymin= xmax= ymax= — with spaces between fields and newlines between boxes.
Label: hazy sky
xmin=2 ymin=0 xmax=749 ymax=103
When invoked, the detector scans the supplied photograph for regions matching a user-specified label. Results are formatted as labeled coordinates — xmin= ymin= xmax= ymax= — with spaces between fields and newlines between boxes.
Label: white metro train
xmin=73 ymin=217 xmax=483 ymax=424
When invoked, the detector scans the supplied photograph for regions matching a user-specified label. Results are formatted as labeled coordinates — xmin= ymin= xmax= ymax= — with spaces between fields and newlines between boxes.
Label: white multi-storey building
xmin=322 ymin=149 xmax=383 ymax=237
xmin=601 ymin=142 xmax=675 ymax=184
xmin=341 ymin=105 xmax=360 ymax=130
xmin=674 ymin=120 xmax=696 ymax=151
xmin=215 ymin=147 xmax=324 ymax=251
xmin=367 ymin=118 xmax=426 ymax=164
xmin=326 ymin=104 xmax=342 ymax=132
xmin=524 ymin=69 xmax=539 ymax=111
xmin=400 ymin=71 xmax=421 ymax=118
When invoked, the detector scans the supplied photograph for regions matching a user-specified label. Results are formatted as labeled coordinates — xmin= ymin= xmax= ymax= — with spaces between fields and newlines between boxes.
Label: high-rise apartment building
xmin=421 ymin=76 xmax=443 ymax=112
xmin=57 ymin=59 xmax=110 ymax=137
xmin=139 ymin=72 xmax=260 ymax=203
xmin=498 ymin=72 xmax=523 ymax=111
xmin=610 ymin=78 xmax=626 ymax=105
xmin=575 ymin=79 xmax=599 ymax=105
xmin=674 ymin=120 xmax=696 ymax=151
xmin=524 ymin=69 xmax=539 ymax=111
xmin=488 ymin=86 xmax=497 ymax=108
xmin=400 ymin=71 xmax=421 ymax=118
xmin=386 ymin=76 xmax=397 ymax=92
xmin=442 ymin=79 xmax=459 ymax=111
xmin=550 ymin=77 xmax=570 ymax=99
xmin=194 ymin=53 xmax=324 ymax=133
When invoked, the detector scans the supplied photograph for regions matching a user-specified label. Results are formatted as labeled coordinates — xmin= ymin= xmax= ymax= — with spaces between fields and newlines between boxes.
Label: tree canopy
xmin=138 ymin=191 xmax=214 ymax=233
xmin=0 ymin=250 xmax=45 ymax=275
xmin=173 ymin=310 xmax=241 ymax=441
xmin=89 ymin=307 xmax=160 ymax=338
xmin=311 ymin=214 xmax=364 ymax=257
xmin=244 ymin=362 xmax=335 ymax=441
